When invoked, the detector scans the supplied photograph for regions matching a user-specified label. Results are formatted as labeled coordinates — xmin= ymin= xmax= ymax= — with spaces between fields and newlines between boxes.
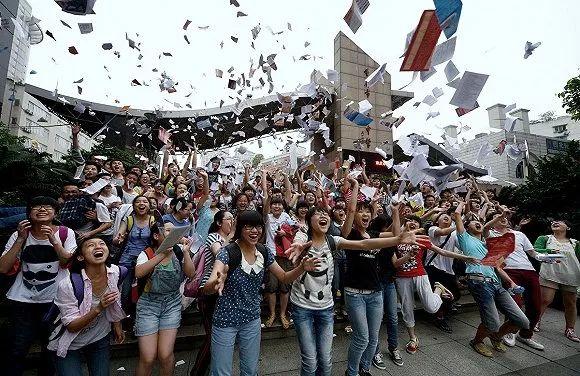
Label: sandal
xmin=264 ymin=315 xmax=276 ymax=328
xmin=280 ymin=315 xmax=291 ymax=330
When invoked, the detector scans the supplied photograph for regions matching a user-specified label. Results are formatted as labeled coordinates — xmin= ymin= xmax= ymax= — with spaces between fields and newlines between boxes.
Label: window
xmin=22 ymin=119 xmax=32 ymax=133
xmin=553 ymin=125 xmax=567 ymax=133
xmin=30 ymin=122 xmax=49 ymax=139
xmin=55 ymin=135 xmax=70 ymax=149
xmin=516 ymin=161 xmax=524 ymax=179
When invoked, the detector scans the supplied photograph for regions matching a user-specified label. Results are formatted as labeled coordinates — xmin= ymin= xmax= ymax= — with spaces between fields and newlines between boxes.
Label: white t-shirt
xmin=488 ymin=229 xmax=535 ymax=271
xmin=290 ymin=231 xmax=341 ymax=310
xmin=265 ymin=212 xmax=292 ymax=255
xmin=427 ymin=226 xmax=458 ymax=274
xmin=98 ymin=194 xmax=121 ymax=208
xmin=3 ymin=228 xmax=77 ymax=303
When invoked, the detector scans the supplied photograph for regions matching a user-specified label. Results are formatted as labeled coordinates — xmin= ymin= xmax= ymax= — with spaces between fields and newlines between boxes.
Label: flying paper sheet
xmin=432 ymin=87 xmax=444 ymax=98
xmin=524 ymin=41 xmax=541 ymax=59
xmin=444 ymin=60 xmax=459 ymax=82
xmin=365 ymin=63 xmax=387 ymax=89
xmin=434 ymin=0 xmax=462 ymax=39
xmin=420 ymin=66 xmax=437 ymax=82
xmin=482 ymin=232 xmax=515 ymax=266
xmin=473 ymin=142 xmax=493 ymax=166
xmin=455 ymin=101 xmax=479 ymax=116
xmin=504 ymin=103 xmax=516 ymax=113
xmin=449 ymin=71 xmax=488 ymax=109
xmin=78 ymin=22 xmax=93 ymax=34
xmin=423 ymin=95 xmax=437 ymax=106
xmin=430 ymin=36 xmax=456 ymax=66
xmin=196 ymin=119 xmax=211 ymax=129
xmin=156 ymin=225 xmax=191 ymax=254
xmin=360 ymin=185 xmax=377 ymax=200
xmin=55 ymin=0 xmax=97 ymax=15
xmin=343 ymin=0 xmax=370 ymax=34
xmin=400 ymin=10 xmax=442 ymax=72
xmin=447 ymin=76 xmax=461 ymax=89
xmin=504 ymin=116 xmax=517 ymax=132
xmin=81 ymin=178 xmax=110 ymax=195
xmin=344 ymin=102 xmax=373 ymax=126
xmin=358 ymin=99 xmax=372 ymax=115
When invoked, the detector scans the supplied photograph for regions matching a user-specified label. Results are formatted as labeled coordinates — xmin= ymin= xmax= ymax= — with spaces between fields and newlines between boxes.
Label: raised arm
xmin=453 ymin=201 xmax=465 ymax=234
xmin=360 ymin=159 xmax=371 ymax=186
xmin=341 ymin=176 xmax=359 ymax=237
xmin=196 ymin=169 xmax=211 ymax=208
xmin=181 ymin=150 xmax=194 ymax=177
xmin=282 ymin=172 xmax=293 ymax=206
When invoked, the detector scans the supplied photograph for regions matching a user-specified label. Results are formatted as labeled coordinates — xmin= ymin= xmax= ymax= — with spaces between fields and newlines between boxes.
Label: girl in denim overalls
xmin=134 ymin=222 xmax=195 ymax=376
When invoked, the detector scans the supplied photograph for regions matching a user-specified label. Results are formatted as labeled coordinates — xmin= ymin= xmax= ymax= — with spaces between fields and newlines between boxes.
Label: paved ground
xmin=98 ymin=307 xmax=580 ymax=376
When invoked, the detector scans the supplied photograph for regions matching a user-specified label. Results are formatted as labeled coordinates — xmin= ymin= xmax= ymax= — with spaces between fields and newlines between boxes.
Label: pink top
xmin=49 ymin=265 xmax=126 ymax=357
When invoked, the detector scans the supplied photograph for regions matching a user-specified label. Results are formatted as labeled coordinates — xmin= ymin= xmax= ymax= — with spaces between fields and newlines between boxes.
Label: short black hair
xmin=296 ymin=200 xmax=309 ymax=211
xmin=369 ymin=214 xmax=392 ymax=233
xmin=269 ymin=197 xmax=285 ymax=206
xmin=125 ymin=170 xmax=140 ymax=179
xmin=27 ymin=196 xmax=59 ymax=216
xmin=406 ymin=215 xmax=422 ymax=227
xmin=233 ymin=210 xmax=264 ymax=240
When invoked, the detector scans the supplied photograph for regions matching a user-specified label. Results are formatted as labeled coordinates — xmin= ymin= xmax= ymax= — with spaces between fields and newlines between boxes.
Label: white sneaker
xmin=516 ymin=335 xmax=545 ymax=350
xmin=503 ymin=333 xmax=516 ymax=347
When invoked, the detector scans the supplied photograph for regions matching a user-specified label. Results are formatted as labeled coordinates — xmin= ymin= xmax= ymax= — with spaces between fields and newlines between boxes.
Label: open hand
xmin=98 ymin=291 xmax=119 ymax=311
xmin=301 ymin=256 xmax=321 ymax=271
xmin=16 ymin=220 xmax=31 ymax=240
xmin=285 ymin=241 xmax=312 ymax=264
xmin=41 ymin=225 xmax=58 ymax=245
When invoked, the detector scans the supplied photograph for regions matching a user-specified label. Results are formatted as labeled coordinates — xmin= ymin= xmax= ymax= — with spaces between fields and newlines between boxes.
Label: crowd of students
xmin=0 ymin=137 xmax=578 ymax=376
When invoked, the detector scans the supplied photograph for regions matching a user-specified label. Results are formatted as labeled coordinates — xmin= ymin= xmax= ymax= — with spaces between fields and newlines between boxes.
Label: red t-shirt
xmin=395 ymin=244 xmax=426 ymax=278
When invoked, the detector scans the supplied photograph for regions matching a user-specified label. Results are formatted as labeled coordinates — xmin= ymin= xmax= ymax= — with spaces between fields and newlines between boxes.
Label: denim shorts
xmin=134 ymin=292 xmax=182 ymax=336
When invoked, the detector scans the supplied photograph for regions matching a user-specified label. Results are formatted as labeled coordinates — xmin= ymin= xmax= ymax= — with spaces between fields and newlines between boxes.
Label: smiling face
xmin=62 ymin=185 xmax=79 ymax=201
xmin=297 ymin=206 xmax=308 ymax=219
xmin=551 ymin=220 xmax=569 ymax=233
xmin=79 ymin=238 xmax=109 ymax=265
xmin=305 ymin=192 xmax=316 ymax=205
xmin=467 ymin=219 xmax=483 ymax=235
xmin=354 ymin=206 xmax=372 ymax=229
xmin=176 ymin=184 xmax=188 ymax=197
xmin=148 ymin=197 xmax=158 ymax=210
xmin=154 ymin=180 xmax=164 ymax=193
xmin=437 ymin=213 xmax=452 ymax=228
xmin=425 ymin=196 xmax=436 ymax=208
xmin=29 ymin=204 xmax=56 ymax=223
xmin=309 ymin=209 xmax=330 ymax=235
xmin=241 ymin=224 xmax=263 ymax=245
xmin=133 ymin=196 xmax=150 ymax=215
xmin=111 ymin=160 xmax=124 ymax=174
xmin=139 ymin=173 xmax=150 ymax=186
xmin=236 ymin=195 xmax=249 ymax=211
xmin=220 ymin=212 xmax=234 ymax=235
xmin=168 ymin=163 xmax=179 ymax=176
xmin=125 ymin=173 xmax=138 ymax=189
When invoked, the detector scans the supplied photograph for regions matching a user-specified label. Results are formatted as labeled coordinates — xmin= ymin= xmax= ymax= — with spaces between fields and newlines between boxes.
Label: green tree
xmin=558 ymin=74 xmax=580 ymax=121
xmin=251 ymin=153 xmax=264 ymax=168
xmin=500 ymin=140 xmax=580 ymax=235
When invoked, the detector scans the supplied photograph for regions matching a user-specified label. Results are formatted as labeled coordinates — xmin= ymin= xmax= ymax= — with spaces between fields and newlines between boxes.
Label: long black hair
xmin=208 ymin=210 xmax=228 ymax=234
xmin=68 ymin=236 xmax=111 ymax=274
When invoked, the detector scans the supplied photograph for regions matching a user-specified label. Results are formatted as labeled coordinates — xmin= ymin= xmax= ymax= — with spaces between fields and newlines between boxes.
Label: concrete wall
xmin=529 ymin=115 xmax=580 ymax=141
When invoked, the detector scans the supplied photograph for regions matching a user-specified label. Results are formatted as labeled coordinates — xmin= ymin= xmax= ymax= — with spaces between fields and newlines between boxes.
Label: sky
xmin=24 ymin=0 xmax=580 ymax=157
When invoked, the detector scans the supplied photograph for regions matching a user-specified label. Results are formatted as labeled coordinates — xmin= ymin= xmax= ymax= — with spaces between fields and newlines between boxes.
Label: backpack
xmin=182 ymin=247 xmax=207 ymax=298
xmin=7 ymin=226 xmax=69 ymax=276
xmin=127 ymin=214 xmax=156 ymax=233
xmin=225 ymin=242 xmax=269 ymax=280
xmin=45 ymin=265 xmax=129 ymax=341
xmin=59 ymin=196 xmax=96 ymax=230
xmin=131 ymin=245 xmax=183 ymax=303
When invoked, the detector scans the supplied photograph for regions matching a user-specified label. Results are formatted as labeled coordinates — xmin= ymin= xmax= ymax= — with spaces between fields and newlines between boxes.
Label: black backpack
xmin=225 ymin=242 xmax=269 ymax=282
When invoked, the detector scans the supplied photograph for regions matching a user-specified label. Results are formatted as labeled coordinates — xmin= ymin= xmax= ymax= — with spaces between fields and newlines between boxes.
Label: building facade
xmin=454 ymin=104 xmax=571 ymax=185
xmin=529 ymin=115 xmax=580 ymax=141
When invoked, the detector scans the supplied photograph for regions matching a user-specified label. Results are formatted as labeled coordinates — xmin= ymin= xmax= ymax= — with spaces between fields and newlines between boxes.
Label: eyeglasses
xmin=31 ymin=205 xmax=54 ymax=212
xmin=243 ymin=224 xmax=263 ymax=231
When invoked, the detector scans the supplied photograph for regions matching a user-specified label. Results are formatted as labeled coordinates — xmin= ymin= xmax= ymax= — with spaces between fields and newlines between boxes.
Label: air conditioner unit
xmin=14 ymin=99 xmax=20 ymax=107
xmin=11 ymin=117 xmax=18 ymax=125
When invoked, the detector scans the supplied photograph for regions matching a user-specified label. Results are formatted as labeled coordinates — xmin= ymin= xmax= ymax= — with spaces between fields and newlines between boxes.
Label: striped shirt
xmin=199 ymin=232 xmax=226 ymax=288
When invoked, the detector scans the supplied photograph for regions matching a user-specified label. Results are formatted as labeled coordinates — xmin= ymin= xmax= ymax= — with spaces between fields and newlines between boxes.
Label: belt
xmin=344 ymin=287 xmax=376 ymax=295
xmin=466 ymin=274 xmax=496 ymax=284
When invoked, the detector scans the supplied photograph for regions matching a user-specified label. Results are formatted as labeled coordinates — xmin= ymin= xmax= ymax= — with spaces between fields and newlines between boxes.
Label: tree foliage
xmin=500 ymin=140 xmax=580 ymax=236
xmin=558 ymin=74 xmax=580 ymax=121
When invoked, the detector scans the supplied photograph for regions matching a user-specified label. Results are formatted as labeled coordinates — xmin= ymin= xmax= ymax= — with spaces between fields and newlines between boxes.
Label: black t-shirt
xmin=344 ymin=229 xmax=381 ymax=291
xmin=377 ymin=247 xmax=396 ymax=283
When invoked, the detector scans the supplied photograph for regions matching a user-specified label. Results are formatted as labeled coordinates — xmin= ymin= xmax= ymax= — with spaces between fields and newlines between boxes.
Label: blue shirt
xmin=119 ymin=224 xmax=151 ymax=266
xmin=162 ymin=214 xmax=190 ymax=227
xmin=213 ymin=247 xmax=274 ymax=328
xmin=456 ymin=231 xmax=499 ymax=283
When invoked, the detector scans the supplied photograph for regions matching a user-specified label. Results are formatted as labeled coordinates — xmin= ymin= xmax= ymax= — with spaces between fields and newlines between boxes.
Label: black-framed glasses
xmin=31 ymin=205 xmax=54 ymax=212
xmin=243 ymin=224 xmax=263 ymax=231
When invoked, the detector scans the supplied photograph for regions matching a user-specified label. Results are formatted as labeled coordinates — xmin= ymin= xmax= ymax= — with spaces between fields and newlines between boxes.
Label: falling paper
xmin=504 ymin=103 xmax=517 ymax=113
xmin=344 ymin=101 xmax=373 ymax=126
xmin=504 ymin=115 xmax=518 ymax=132
xmin=444 ymin=60 xmax=459 ymax=82
xmin=197 ymin=119 xmax=211 ymax=129
xmin=254 ymin=119 xmax=268 ymax=132
xmin=343 ymin=0 xmax=370 ymax=34
xmin=432 ymin=87 xmax=444 ymax=98
xmin=447 ymin=76 xmax=461 ymax=89
xmin=365 ymin=63 xmax=387 ymax=89
xmin=430 ymin=36 xmax=456 ymax=66
xmin=434 ymin=0 xmax=463 ymax=39
xmin=68 ymin=46 xmax=79 ymax=55
xmin=420 ymin=66 xmax=437 ymax=82
xmin=423 ymin=95 xmax=437 ymax=106
xmin=455 ymin=101 xmax=479 ymax=116
xmin=358 ymin=99 xmax=372 ymax=115
xmin=449 ymin=71 xmax=488 ymax=109
xmin=400 ymin=10 xmax=442 ymax=71
xmin=360 ymin=185 xmax=377 ymax=200
xmin=524 ymin=41 xmax=541 ymax=59
xmin=78 ymin=22 xmax=93 ymax=34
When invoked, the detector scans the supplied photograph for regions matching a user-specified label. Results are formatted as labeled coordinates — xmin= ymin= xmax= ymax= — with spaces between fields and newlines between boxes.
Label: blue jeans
xmin=211 ymin=318 xmax=261 ymax=376
xmin=345 ymin=290 xmax=383 ymax=376
xmin=292 ymin=305 xmax=334 ymax=376
xmin=53 ymin=334 xmax=110 ymax=376
xmin=376 ymin=281 xmax=398 ymax=353
xmin=467 ymin=279 xmax=530 ymax=333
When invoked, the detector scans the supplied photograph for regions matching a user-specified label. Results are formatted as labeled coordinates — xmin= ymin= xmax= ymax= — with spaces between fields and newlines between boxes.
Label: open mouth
xmin=474 ymin=223 xmax=482 ymax=231
xmin=319 ymin=218 xmax=329 ymax=226
xmin=93 ymin=250 xmax=105 ymax=258
xmin=248 ymin=233 xmax=259 ymax=241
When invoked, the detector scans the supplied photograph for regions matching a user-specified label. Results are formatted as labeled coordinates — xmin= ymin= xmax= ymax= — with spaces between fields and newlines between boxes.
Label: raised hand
xmin=40 ymin=225 xmax=58 ymax=245
xmin=214 ymin=271 xmax=225 ymax=296
xmin=285 ymin=241 xmax=312 ymax=264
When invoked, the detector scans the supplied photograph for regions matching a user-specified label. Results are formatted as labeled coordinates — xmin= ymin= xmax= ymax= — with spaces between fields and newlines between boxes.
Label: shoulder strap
xmin=70 ymin=272 xmax=85 ymax=306
xmin=226 ymin=243 xmax=242 ymax=277
xmin=426 ymin=233 xmax=452 ymax=267
xmin=256 ymin=243 xmax=269 ymax=261
xmin=127 ymin=214 xmax=135 ymax=232
xmin=173 ymin=244 xmax=184 ymax=263
xmin=325 ymin=234 xmax=337 ymax=252
xmin=118 ymin=265 xmax=129 ymax=287
xmin=58 ymin=226 xmax=68 ymax=245
xmin=116 ymin=185 xmax=124 ymax=199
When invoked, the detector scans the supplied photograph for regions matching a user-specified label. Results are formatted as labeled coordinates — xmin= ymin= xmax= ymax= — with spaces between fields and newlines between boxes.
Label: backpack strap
xmin=58 ymin=226 xmax=68 ymax=245
xmin=325 ymin=234 xmax=337 ymax=252
xmin=118 ymin=265 xmax=129 ymax=286
xmin=126 ymin=214 xmax=135 ymax=232
xmin=426 ymin=233 xmax=452 ymax=267
xmin=115 ymin=186 xmax=124 ymax=200
xmin=172 ymin=244 xmax=184 ymax=264
xmin=70 ymin=272 xmax=85 ymax=306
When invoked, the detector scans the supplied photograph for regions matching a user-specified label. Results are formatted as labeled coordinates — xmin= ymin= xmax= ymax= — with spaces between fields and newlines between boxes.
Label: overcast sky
xmin=25 ymin=0 xmax=580 ymax=157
